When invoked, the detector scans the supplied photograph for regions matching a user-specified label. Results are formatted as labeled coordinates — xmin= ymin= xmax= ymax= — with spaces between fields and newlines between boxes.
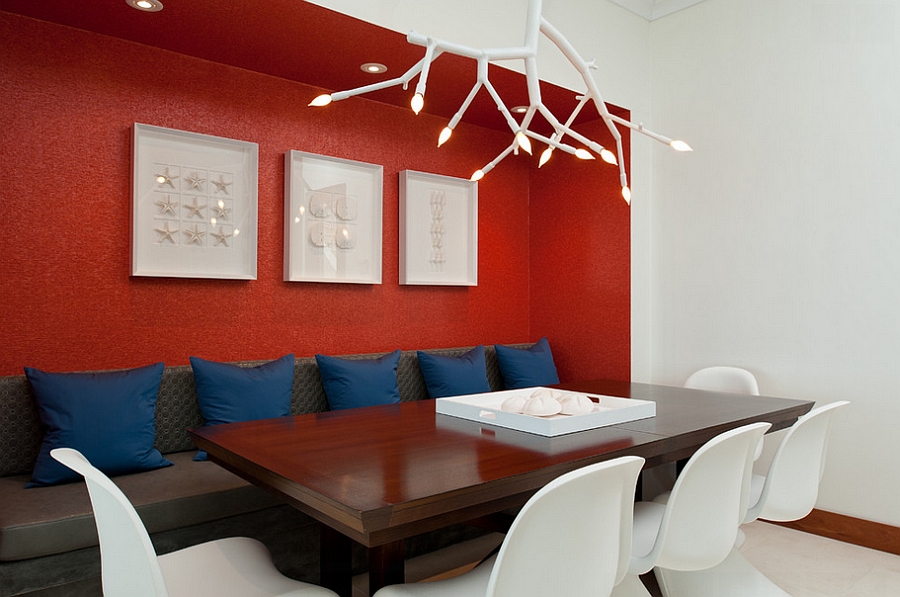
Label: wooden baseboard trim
xmin=771 ymin=508 xmax=900 ymax=556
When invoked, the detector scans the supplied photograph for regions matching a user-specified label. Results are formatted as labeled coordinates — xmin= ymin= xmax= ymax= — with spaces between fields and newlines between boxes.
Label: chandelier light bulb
xmin=600 ymin=149 xmax=617 ymax=165
xmin=539 ymin=147 xmax=554 ymax=168
xmin=309 ymin=94 xmax=333 ymax=107
xmin=438 ymin=126 xmax=453 ymax=147
xmin=411 ymin=93 xmax=425 ymax=115
xmin=670 ymin=140 xmax=693 ymax=152
xmin=515 ymin=131 xmax=532 ymax=155
xmin=622 ymin=186 xmax=632 ymax=205
xmin=574 ymin=148 xmax=594 ymax=160
xmin=470 ymin=169 xmax=485 ymax=182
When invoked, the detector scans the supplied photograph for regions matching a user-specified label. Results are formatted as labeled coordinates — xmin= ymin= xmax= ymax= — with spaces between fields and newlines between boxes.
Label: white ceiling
xmin=607 ymin=0 xmax=707 ymax=21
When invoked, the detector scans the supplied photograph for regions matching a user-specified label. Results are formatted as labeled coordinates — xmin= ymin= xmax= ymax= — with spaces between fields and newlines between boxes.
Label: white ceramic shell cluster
xmin=500 ymin=389 xmax=596 ymax=417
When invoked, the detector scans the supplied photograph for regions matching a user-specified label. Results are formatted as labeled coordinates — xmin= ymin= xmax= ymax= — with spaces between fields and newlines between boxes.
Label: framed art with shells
xmin=131 ymin=123 xmax=258 ymax=279
xmin=284 ymin=150 xmax=383 ymax=284
xmin=399 ymin=170 xmax=477 ymax=286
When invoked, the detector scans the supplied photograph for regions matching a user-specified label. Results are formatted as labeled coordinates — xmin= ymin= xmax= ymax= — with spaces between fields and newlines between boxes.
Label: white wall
xmin=650 ymin=0 xmax=900 ymax=525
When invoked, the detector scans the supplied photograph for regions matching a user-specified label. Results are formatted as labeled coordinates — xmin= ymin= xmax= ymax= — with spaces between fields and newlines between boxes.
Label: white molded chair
xmin=653 ymin=401 xmax=850 ymax=597
xmin=50 ymin=448 xmax=338 ymax=597
xmin=744 ymin=401 xmax=850 ymax=523
xmin=611 ymin=422 xmax=770 ymax=597
xmin=684 ymin=366 xmax=762 ymax=463
xmin=684 ymin=366 xmax=760 ymax=395
xmin=372 ymin=455 xmax=645 ymax=597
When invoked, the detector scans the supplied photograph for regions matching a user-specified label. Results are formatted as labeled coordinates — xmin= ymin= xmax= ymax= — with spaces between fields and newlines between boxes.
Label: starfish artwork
xmin=211 ymin=226 xmax=232 ymax=247
xmin=154 ymin=221 xmax=179 ymax=244
xmin=212 ymin=200 xmax=230 ymax=220
xmin=185 ymin=171 xmax=206 ymax=191
xmin=309 ymin=0 xmax=690 ymax=204
xmin=183 ymin=197 xmax=206 ymax=219
xmin=183 ymin=225 xmax=205 ymax=245
xmin=211 ymin=174 xmax=232 ymax=195
xmin=155 ymin=166 xmax=179 ymax=189
xmin=155 ymin=194 xmax=178 ymax=216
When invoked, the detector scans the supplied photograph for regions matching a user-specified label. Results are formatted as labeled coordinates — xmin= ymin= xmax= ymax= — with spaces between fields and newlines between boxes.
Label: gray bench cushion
xmin=0 ymin=451 xmax=278 ymax=561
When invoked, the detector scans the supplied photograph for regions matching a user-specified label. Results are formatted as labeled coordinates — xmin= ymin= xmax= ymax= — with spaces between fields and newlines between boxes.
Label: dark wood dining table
xmin=189 ymin=379 xmax=813 ymax=597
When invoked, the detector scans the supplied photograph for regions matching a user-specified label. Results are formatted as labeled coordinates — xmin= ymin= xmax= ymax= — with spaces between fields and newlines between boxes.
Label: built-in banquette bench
xmin=0 ymin=345 xmax=531 ymax=597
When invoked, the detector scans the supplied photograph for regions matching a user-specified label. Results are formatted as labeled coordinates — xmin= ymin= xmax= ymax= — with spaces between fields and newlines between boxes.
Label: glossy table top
xmin=189 ymin=380 xmax=813 ymax=547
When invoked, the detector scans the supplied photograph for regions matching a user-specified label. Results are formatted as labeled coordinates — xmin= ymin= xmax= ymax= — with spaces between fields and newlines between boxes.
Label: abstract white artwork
xmin=399 ymin=170 xmax=477 ymax=286
xmin=284 ymin=151 xmax=383 ymax=284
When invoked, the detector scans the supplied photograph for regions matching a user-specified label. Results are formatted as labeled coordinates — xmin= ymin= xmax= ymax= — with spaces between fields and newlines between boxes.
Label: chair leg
xmin=654 ymin=547 xmax=792 ymax=597
xmin=611 ymin=573 xmax=654 ymax=597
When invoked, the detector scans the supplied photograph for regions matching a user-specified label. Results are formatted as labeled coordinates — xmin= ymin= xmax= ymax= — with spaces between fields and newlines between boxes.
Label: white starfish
xmin=185 ymin=171 xmax=206 ymax=190
xmin=211 ymin=174 xmax=232 ymax=194
xmin=155 ymin=195 xmax=178 ymax=216
xmin=183 ymin=197 xmax=205 ymax=219
xmin=155 ymin=166 xmax=179 ymax=189
xmin=211 ymin=226 xmax=232 ymax=247
xmin=183 ymin=225 xmax=205 ymax=245
xmin=154 ymin=221 xmax=178 ymax=243
xmin=212 ymin=201 xmax=230 ymax=220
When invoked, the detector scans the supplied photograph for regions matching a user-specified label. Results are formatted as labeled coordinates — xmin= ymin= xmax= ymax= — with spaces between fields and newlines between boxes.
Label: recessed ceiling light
xmin=511 ymin=106 xmax=528 ymax=114
xmin=361 ymin=63 xmax=387 ymax=74
xmin=127 ymin=0 xmax=164 ymax=12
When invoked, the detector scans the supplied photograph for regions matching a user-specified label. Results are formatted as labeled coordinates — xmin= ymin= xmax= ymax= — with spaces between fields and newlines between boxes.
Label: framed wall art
xmin=284 ymin=150 xmax=383 ymax=284
xmin=131 ymin=123 xmax=258 ymax=279
xmin=399 ymin=170 xmax=477 ymax=286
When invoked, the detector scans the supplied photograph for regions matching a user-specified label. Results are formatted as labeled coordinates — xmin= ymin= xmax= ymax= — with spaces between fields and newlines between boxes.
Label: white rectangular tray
xmin=435 ymin=388 xmax=656 ymax=437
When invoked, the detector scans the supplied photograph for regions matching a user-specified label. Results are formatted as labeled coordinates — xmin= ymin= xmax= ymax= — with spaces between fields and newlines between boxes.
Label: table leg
xmin=368 ymin=540 xmax=405 ymax=596
xmin=320 ymin=525 xmax=352 ymax=597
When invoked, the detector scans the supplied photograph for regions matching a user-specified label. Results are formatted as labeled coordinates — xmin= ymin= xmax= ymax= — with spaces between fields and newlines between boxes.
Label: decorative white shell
xmin=522 ymin=394 xmax=562 ymax=417
xmin=559 ymin=393 xmax=595 ymax=415
xmin=529 ymin=388 xmax=565 ymax=401
xmin=500 ymin=394 xmax=528 ymax=413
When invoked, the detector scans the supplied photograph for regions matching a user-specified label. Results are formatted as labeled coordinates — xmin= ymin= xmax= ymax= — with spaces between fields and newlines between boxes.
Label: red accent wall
xmin=0 ymin=12 xmax=629 ymax=380
xmin=529 ymin=118 xmax=631 ymax=381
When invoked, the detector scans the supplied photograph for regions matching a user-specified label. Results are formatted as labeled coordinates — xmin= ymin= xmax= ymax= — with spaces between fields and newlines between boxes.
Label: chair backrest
xmin=485 ymin=455 xmax=644 ymax=597
xmin=51 ymin=448 xmax=170 ymax=597
xmin=684 ymin=367 xmax=759 ymax=395
xmin=637 ymin=422 xmax=769 ymax=574
xmin=749 ymin=401 xmax=849 ymax=523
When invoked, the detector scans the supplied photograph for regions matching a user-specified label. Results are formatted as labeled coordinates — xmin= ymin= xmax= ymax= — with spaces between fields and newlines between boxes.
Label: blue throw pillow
xmin=190 ymin=354 xmax=294 ymax=460
xmin=417 ymin=346 xmax=492 ymax=398
xmin=494 ymin=338 xmax=560 ymax=389
xmin=315 ymin=350 xmax=401 ymax=410
xmin=24 ymin=363 xmax=172 ymax=488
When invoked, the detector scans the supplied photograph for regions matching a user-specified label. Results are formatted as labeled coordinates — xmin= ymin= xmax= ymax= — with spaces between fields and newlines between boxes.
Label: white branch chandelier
xmin=310 ymin=0 xmax=690 ymax=204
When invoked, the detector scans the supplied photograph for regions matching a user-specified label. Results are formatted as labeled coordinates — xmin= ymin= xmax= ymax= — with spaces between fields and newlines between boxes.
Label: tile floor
xmin=740 ymin=522 xmax=900 ymax=597
xmin=353 ymin=521 xmax=900 ymax=597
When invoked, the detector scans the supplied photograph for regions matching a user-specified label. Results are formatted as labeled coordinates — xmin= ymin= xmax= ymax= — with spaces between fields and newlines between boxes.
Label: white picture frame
xmin=399 ymin=170 xmax=477 ymax=286
xmin=284 ymin=151 xmax=383 ymax=284
xmin=131 ymin=123 xmax=258 ymax=279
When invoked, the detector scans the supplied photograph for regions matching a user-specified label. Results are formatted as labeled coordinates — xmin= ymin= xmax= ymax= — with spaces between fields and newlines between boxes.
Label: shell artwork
xmin=559 ymin=393 xmax=595 ymax=415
